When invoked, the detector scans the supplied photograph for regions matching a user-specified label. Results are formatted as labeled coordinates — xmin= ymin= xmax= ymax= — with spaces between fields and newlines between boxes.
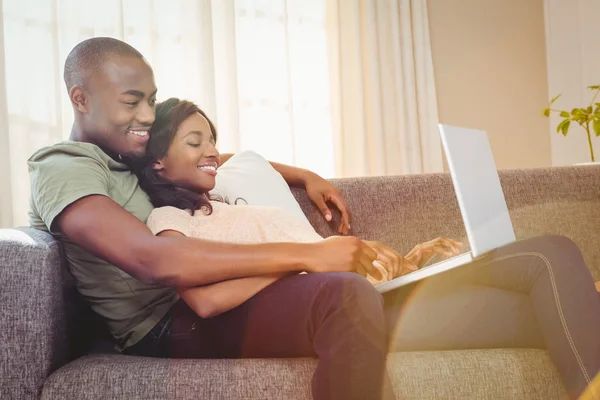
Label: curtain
xmin=0 ymin=0 xmax=440 ymax=228
xmin=327 ymin=0 xmax=442 ymax=177
xmin=0 ymin=0 xmax=13 ymax=229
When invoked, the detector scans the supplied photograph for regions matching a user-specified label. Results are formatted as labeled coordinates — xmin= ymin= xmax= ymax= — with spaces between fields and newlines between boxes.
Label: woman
xmin=134 ymin=100 xmax=460 ymax=318
xmin=131 ymin=98 xmax=600 ymax=400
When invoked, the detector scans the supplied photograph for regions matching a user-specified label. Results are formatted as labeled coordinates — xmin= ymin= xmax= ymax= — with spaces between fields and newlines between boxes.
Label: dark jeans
xmin=127 ymin=235 xmax=600 ymax=400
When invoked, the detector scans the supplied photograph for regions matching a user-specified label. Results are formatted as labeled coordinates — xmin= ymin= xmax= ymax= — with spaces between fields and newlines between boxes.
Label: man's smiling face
xmin=82 ymin=53 xmax=157 ymax=158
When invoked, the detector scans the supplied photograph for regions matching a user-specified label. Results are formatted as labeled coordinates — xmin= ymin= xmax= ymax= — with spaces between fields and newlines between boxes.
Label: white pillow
xmin=210 ymin=151 xmax=312 ymax=227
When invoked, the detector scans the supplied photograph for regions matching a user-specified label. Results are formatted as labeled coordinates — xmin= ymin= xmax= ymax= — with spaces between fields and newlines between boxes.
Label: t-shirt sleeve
xmin=147 ymin=206 xmax=194 ymax=236
xmin=29 ymin=150 xmax=110 ymax=233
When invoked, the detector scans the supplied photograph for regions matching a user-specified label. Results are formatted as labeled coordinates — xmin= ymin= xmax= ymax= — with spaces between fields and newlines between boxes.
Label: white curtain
xmin=0 ymin=0 xmax=12 ymax=230
xmin=327 ymin=0 xmax=441 ymax=177
xmin=0 ymin=0 xmax=440 ymax=228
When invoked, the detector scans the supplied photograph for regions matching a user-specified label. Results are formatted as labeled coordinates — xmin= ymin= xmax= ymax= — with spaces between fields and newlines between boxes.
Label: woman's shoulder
xmin=200 ymin=201 xmax=303 ymax=224
xmin=150 ymin=206 xmax=193 ymax=217
xmin=146 ymin=206 xmax=195 ymax=236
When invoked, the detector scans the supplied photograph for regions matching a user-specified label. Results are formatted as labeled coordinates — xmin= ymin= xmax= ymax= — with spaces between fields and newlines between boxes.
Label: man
xmin=29 ymin=37 xmax=399 ymax=399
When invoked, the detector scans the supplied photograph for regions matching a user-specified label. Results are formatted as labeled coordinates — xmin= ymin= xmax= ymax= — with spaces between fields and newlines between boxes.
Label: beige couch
xmin=3 ymin=166 xmax=599 ymax=399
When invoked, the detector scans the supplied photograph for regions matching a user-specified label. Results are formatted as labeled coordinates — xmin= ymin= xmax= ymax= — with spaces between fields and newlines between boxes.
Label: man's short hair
xmin=63 ymin=37 xmax=144 ymax=90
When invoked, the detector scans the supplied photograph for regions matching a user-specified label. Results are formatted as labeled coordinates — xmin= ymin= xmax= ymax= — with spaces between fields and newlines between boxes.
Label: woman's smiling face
xmin=153 ymin=112 xmax=220 ymax=193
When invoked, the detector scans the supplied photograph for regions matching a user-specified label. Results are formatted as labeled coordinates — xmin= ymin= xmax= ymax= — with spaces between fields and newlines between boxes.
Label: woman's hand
xmin=362 ymin=240 xmax=418 ymax=279
xmin=406 ymin=237 xmax=463 ymax=269
xmin=304 ymin=172 xmax=352 ymax=235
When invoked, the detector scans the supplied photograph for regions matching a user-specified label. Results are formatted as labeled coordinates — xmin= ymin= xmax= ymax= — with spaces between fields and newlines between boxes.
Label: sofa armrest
xmin=0 ymin=228 xmax=72 ymax=399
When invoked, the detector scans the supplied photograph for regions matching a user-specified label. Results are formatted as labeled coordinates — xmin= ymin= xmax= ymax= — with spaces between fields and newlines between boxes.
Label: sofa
xmin=2 ymin=166 xmax=600 ymax=400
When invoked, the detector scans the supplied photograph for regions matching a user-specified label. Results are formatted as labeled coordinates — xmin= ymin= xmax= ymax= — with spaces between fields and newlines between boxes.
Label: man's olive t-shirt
xmin=28 ymin=141 xmax=179 ymax=350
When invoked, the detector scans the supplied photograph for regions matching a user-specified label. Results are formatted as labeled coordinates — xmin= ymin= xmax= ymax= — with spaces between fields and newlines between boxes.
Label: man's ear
xmin=152 ymin=160 xmax=165 ymax=171
xmin=69 ymin=86 xmax=88 ymax=113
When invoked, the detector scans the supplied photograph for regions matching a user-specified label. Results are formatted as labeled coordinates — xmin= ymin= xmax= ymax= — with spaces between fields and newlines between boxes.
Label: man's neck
xmin=69 ymin=124 xmax=87 ymax=142
xmin=69 ymin=124 xmax=121 ymax=163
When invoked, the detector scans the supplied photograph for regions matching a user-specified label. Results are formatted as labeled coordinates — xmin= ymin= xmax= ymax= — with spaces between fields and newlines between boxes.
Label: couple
xmin=28 ymin=37 xmax=600 ymax=400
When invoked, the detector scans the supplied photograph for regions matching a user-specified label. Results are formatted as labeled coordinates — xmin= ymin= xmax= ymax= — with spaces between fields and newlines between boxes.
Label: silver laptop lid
xmin=439 ymin=124 xmax=515 ymax=257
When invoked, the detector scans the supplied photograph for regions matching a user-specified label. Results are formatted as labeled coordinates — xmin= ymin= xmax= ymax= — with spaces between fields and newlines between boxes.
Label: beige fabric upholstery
xmin=41 ymin=349 xmax=564 ymax=400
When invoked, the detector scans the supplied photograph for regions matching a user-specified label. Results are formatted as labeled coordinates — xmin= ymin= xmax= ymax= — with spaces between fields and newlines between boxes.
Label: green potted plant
xmin=542 ymin=85 xmax=600 ymax=163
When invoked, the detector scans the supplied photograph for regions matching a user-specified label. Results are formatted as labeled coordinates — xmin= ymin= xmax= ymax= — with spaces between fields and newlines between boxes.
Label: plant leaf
xmin=550 ymin=94 xmax=562 ymax=105
xmin=588 ymin=85 xmax=600 ymax=90
xmin=573 ymin=108 xmax=590 ymax=123
xmin=588 ymin=106 xmax=594 ymax=114
xmin=542 ymin=108 xmax=551 ymax=117
xmin=561 ymin=120 xmax=571 ymax=136
xmin=557 ymin=119 xmax=571 ymax=136
xmin=594 ymin=119 xmax=600 ymax=137
xmin=560 ymin=111 xmax=570 ymax=118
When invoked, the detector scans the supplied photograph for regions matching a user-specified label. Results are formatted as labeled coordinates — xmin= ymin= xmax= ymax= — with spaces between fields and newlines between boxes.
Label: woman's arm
xmin=57 ymin=195 xmax=308 ymax=286
xmin=179 ymin=274 xmax=285 ymax=318
xmin=158 ymin=230 xmax=289 ymax=318
xmin=57 ymin=196 xmax=378 ymax=288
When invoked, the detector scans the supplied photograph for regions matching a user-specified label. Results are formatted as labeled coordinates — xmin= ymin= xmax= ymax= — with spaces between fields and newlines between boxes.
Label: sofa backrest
xmin=293 ymin=166 xmax=600 ymax=281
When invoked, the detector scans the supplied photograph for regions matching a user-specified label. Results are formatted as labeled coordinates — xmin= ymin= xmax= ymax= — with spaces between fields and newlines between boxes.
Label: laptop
xmin=375 ymin=124 xmax=516 ymax=293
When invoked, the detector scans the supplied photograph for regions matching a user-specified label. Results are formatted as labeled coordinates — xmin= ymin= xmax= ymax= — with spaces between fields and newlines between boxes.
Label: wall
xmin=544 ymin=0 xmax=600 ymax=165
xmin=427 ymin=0 xmax=551 ymax=170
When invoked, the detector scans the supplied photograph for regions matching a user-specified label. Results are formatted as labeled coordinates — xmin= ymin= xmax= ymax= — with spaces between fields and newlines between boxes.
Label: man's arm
xmin=57 ymin=195 xmax=309 ymax=287
xmin=57 ymin=195 xmax=379 ymax=288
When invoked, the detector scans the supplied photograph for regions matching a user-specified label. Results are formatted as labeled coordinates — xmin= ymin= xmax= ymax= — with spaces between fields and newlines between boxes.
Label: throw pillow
xmin=210 ymin=150 xmax=312 ymax=227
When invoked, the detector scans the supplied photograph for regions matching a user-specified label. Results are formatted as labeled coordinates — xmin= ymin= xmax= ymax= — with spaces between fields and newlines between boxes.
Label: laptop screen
xmin=438 ymin=124 xmax=516 ymax=257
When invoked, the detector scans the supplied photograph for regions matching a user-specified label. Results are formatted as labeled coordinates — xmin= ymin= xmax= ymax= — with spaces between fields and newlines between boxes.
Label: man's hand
xmin=305 ymin=236 xmax=382 ymax=279
xmin=304 ymin=172 xmax=351 ymax=235
xmin=406 ymin=237 xmax=463 ymax=269
xmin=363 ymin=240 xmax=417 ymax=279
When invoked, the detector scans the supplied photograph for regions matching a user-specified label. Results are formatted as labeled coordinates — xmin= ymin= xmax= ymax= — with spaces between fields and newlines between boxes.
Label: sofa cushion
xmin=211 ymin=150 xmax=312 ymax=226
xmin=387 ymin=348 xmax=564 ymax=400
xmin=41 ymin=349 xmax=564 ymax=400
xmin=42 ymin=354 xmax=315 ymax=400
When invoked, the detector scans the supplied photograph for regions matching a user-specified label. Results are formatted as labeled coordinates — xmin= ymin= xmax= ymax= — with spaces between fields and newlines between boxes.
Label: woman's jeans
xmin=127 ymin=235 xmax=600 ymax=400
